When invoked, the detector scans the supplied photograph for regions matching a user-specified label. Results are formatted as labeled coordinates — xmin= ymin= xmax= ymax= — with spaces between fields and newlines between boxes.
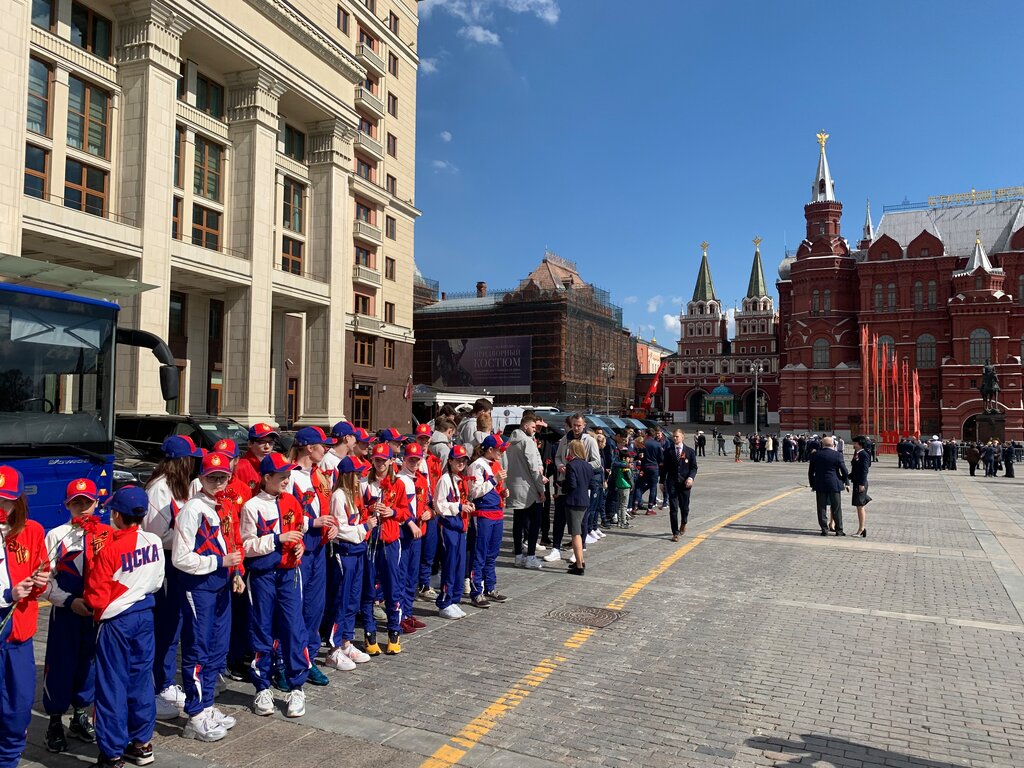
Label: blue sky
xmin=413 ymin=0 xmax=1024 ymax=343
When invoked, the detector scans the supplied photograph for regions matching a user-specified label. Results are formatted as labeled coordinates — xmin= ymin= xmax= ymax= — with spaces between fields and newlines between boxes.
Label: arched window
xmin=812 ymin=338 xmax=829 ymax=369
xmin=887 ymin=283 xmax=897 ymax=310
xmin=873 ymin=284 xmax=883 ymax=311
xmin=927 ymin=280 xmax=937 ymax=309
xmin=877 ymin=335 xmax=895 ymax=358
xmin=913 ymin=281 xmax=923 ymax=311
xmin=760 ymin=320 xmax=767 ymax=333
xmin=705 ymin=322 xmax=711 ymax=336
xmin=969 ymin=328 xmax=991 ymax=365
xmin=823 ymin=290 xmax=831 ymax=315
xmin=811 ymin=290 xmax=820 ymax=315
xmin=916 ymin=334 xmax=936 ymax=368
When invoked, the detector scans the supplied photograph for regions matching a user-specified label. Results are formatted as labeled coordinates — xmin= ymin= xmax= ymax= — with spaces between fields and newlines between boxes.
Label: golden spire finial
xmin=976 ymin=229 xmax=982 ymax=245
xmin=700 ymin=241 xmax=709 ymax=256
xmin=816 ymin=130 xmax=829 ymax=149
xmin=753 ymin=235 xmax=762 ymax=250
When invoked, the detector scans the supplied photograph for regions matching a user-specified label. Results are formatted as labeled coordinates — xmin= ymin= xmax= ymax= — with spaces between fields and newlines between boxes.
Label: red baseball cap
xmin=449 ymin=445 xmax=469 ymax=461
xmin=371 ymin=443 xmax=392 ymax=460
xmin=65 ymin=478 xmax=98 ymax=503
xmin=414 ymin=424 xmax=432 ymax=437
xmin=404 ymin=443 xmax=424 ymax=459
xmin=248 ymin=422 xmax=280 ymax=441
xmin=201 ymin=452 xmax=233 ymax=476
xmin=213 ymin=439 xmax=240 ymax=459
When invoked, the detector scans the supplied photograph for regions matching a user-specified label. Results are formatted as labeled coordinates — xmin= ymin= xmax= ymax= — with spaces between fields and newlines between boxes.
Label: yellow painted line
xmin=419 ymin=486 xmax=801 ymax=768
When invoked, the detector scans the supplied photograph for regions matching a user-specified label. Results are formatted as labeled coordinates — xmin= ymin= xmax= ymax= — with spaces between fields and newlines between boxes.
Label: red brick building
xmin=777 ymin=132 xmax=1024 ymax=440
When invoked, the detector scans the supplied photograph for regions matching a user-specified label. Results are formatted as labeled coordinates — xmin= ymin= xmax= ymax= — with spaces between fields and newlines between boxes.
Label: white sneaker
xmin=535 ymin=543 xmax=547 ymax=552
xmin=463 ymin=577 xmax=472 ymax=594
xmin=454 ymin=605 xmax=468 ymax=618
xmin=286 ymin=688 xmax=305 ymax=718
xmin=514 ymin=554 xmax=526 ymax=568
xmin=208 ymin=706 xmax=236 ymax=730
xmin=342 ymin=643 xmax=371 ymax=664
xmin=524 ymin=556 xmax=543 ymax=570
xmin=568 ymin=552 xmax=576 ymax=564
xmin=159 ymin=685 xmax=186 ymax=706
xmin=182 ymin=712 xmax=226 ymax=742
xmin=327 ymin=647 xmax=357 ymax=671
xmin=585 ymin=533 xmax=598 ymax=545
xmin=439 ymin=605 xmax=463 ymax=619
xmin=595 ymin=529 xmax=606 ymax=538
xmin=543 ymin=548 xmax=562 ymax=562
xmin=253 ymin=689 xmax=274 ymax=717
xmin=155 ymin=695 xmax=180 ymax=721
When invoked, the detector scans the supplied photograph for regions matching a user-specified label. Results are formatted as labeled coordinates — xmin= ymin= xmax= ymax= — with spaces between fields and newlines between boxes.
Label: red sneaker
xmin=645 ymin=509 xmax=658 ymax=515
xmin=399 ymin=618 xmax=417 ymax=634
xmin=411 ymin=617 xmax=427 ymax=628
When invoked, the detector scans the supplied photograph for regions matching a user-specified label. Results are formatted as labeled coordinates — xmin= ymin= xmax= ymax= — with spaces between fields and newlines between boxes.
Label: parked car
xmin=115 ymin=414 xmax=250 ymax=461
xmin=112 ymin=437 xmax=157 ymax=489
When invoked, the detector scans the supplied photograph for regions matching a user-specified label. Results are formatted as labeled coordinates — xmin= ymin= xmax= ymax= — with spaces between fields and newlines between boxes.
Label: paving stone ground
xmin=21 ymin=452 xmax=1024 ymax=767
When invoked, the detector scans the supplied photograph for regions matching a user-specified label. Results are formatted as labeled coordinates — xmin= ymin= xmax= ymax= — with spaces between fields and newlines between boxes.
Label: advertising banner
xmin=431 ymin=336 xmax=532 ymax=393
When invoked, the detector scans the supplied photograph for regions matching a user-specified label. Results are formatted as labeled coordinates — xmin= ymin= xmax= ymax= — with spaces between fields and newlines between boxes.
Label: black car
xmin=115 ymin=414 xmax=250 ymax=461
xmin=113 ymin=436 xmax=157 ymax=489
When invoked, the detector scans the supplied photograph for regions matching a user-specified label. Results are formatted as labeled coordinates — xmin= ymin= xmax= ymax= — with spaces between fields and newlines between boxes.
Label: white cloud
xmin=662 ymin=314 xmax=681 ymax=335
xmin=419 ymin=57 xmax=439 ymax=75
xmin=622 ymin=295 xmax=638 ymax=305
xmin=440 ymin=130 xmax=453 ymax=142
xmin=431 ymin=159 xmax=459 ymax=173
xmin=670 ymin=295 xmax=683 ymax=305
xmin=506 ymin=0 xmax=560 ymax=23
xmin=421 ymin=0 xmax=560 ymax=25
xmin=646 ymin=295 xmax=664 ymax=313
xmin=458 ymin=24 xmax=501 ymax=45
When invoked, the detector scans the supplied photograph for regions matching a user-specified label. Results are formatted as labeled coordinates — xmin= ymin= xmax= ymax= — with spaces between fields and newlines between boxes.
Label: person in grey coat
xmin=506 ymin=414 xmax=548 ymax=569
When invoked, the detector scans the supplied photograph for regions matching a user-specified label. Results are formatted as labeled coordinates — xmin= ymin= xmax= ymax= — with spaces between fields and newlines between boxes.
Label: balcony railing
xmin=353 ymin=219 xmax=382 ymax=244
xmin=354 ymin=130 xmax=383 ymax=158
xmin=355 ymin=87 xmax=385 ymax=117
xmin=353 ymin=263 xmax=382 ymax=287
xmin=356 ymin=43 xmax=387 ymax=76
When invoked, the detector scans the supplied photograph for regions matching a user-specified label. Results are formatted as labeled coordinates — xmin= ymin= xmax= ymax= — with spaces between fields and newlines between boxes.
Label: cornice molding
xmin=226 ymin=69 xmax=287 ymax=127
xmin=115 ymin=0 xmax=192 ymax=74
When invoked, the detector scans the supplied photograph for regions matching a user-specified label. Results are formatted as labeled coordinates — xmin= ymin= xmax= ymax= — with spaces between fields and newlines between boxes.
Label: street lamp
xmin=601 ymin=362 xmax=615 ymax=414
xmin=752 ymin=362 xmax=764 ymax=433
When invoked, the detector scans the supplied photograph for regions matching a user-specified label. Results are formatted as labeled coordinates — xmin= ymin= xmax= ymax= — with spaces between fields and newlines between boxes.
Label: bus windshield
xmin=0 ymin=288 xmax=115 ymax=454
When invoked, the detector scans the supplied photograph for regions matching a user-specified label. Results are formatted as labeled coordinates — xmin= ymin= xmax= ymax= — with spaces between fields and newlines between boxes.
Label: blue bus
xmin=0 ymin=283 xmax=178 ymax=529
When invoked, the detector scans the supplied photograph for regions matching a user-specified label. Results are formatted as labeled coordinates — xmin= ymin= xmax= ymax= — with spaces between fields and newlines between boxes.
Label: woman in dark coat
xmin=1003 ymin=442 xmax=1015 ymax=478
xmin=966 ymin=443 xmax=981 ymax=477
xmin=850 ymin=436 xmax=872 ymax=537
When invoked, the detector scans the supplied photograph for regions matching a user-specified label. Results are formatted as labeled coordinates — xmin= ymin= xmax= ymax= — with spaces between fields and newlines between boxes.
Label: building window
xmin=354 ymin=293 xmax=372 ymax=316
xmin=386 ymin=132 xmax=397 ymax=157
xmin=352 ymin=384 xmax=372 ymax=428
xmin=812 ymin=338 xmax=829 ymax=369
xmin=887 ymin=282 xmax=897 ymax=310
xmin=363 ymin=0 xmax=376 ymax=13
xmin=969 ymin=328 xmax=991 ymax=365
xmin=383 ymin=339 xmax=395 ymax=369
xmin=358 ymin=115 xmax=375 ymax=137
xmin=920 ymin=248 xmax=929 ymax=258
xmin=387 ymin=92 xmax=398 ymax=117
xmin=171 ymin=197 xmax=182 ymax=240
xmin=927 ymin=280 xmax=937 ymax=309
xmin=174 ymin=126 xmax=185 ymax=188
xmin=196 ymin=74 xmax=224 ymax=119
xmin=282 ymin=236 xmax=303 ymax=275
xmin=193 ymin=137 xmax=223 ymax=201
xmin=873 ymin=284 xmax=882 ymax=311
xmin=191 ymin=204 xmax=221 ymax=250
xmin=359 ymin=27 xmax=377 ymax=50
xmin=353 ymin=334 xmax=375 ymax=366
xmin=24 ymin=144 xmax=48 ymax=199
xmin=283 ymin=125 xmax=305 ymax=162
xmin=913 ymin=281 xmax=923 ymax=311
xmin=388 ymin=52 xmax=399 ymax=76
xmin=385 ymin=256 xmax=396 ymax=280
xmin=386 ymin=174 xmax=397 ymax=195
xmin=384 ymin=302 xmax=395 ymax=324
xmin=387 ymin=12 xmax=400 ymax=34
xmin=356 ymin=157 xmax=374 ymax=181
xmin=811 ymin=290 xmax=819 ymax=316
xmin=363 ymin=75 xmax=378 ymax=95
xmin=27 ymin=58 xmax=52 ymax=136
xmin=32 ymin=0 xmax=55 ymax=31
xmin=67 ymin=76 xmax=109 ymax=158
xmin=354 ymin=246 xmax=373 ymax=267
xmin=64 ymin=158 xmax=106 ymax=216
xmin=70 ymin=2 xmax=111 ymax=60
xmin=823 ymin=290 xmax=831 ymax=315
xmin=337 ymin=6 xmax=349 ymax=33
xmin=356 ymin=201 xmax=373 ymax=223
xmin=283 ymin=178 xmax=304 ymax=233
xmin=916 ymin=334 xmax=936 ymax=368
xmin=877 ymin=335 xmax=895 ymax=359
xmin=385 ymin=215 xmax=396 ymax=239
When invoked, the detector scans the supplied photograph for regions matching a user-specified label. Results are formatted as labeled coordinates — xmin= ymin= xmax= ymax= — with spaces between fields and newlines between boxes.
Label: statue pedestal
xmin=976 ymin=412 xmax=1006 ymax=443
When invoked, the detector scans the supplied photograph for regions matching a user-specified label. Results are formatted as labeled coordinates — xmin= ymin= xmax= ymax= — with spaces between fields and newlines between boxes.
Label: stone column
xmin=0 ymin=0 xmax=30 ymax=255
xmin=113 ymin=0 xmax=191 ymax=413
xmin=301 ymin=118 xmax=356 ymax=424
xmin=218 ymin=69 xmax=285 ymax=424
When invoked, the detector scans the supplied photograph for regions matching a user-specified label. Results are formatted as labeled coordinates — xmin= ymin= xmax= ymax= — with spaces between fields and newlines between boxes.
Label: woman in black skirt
xmin=850 ymin=435 xmax=872 ymax=537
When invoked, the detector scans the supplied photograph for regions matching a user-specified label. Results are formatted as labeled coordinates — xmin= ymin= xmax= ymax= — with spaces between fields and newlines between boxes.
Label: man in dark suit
xmin=808 ymin=435 xmax=850 ymax=536
xmin=664 ymin=428 xmax=698 ymax=541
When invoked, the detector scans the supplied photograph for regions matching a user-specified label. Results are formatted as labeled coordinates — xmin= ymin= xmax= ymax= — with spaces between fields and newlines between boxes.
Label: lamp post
xmin=601 ymin=362 xmax=615 ymax=414
xmin=753 ymin=362 xmax=764 ymax=433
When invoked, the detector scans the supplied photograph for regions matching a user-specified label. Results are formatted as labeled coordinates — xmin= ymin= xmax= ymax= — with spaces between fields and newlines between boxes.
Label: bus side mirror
xmin=160 ymin=365 xmax=180 ymax=402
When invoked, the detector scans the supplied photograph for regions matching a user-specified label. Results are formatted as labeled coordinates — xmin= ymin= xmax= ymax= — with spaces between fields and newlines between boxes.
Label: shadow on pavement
xmin=725 ymin=523 xmax=821 ymax=537
xmin=746 ymin=734 xmax=969 ymax=768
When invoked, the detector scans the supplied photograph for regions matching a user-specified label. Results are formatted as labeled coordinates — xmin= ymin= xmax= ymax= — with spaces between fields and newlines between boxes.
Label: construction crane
xmin=631 ymin=359 xmax=666 ymax=418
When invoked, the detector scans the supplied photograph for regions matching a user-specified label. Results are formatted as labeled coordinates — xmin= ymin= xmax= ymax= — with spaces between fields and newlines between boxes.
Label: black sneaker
xmin=123 ymin=741 xmax=154 ymax=766
xmin=226 ymin=663 xmax=248 ymax=682
xmin=484 ymin=591 xmax=507 ymax=602
xmin=96 ymin=757 xmax=126 ymax=768
xmin=69 ymin=708 xmax=96 ymax=742
xmin=45 ymin=719 xmax=68 ymax=753
xmin=272 ymin=666 xmax=291 ymax=692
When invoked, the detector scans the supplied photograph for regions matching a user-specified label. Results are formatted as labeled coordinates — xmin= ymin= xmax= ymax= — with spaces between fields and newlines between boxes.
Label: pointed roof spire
xmin=692 ymin=241 xmax=718 ymax=302
xmin=963 ymin=229 xmax=995 ymax=274
xmin=811 ymin=129 xmax=836 ymax=202
xmin=863 ymin=198 xmax=874 ymax=241
xmin=746 ymin=236 xmax=768 ymax=298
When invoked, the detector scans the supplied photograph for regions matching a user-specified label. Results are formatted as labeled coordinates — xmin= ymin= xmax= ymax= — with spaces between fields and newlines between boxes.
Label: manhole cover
xmin=547 ymin=604 xmax=623 ymax=628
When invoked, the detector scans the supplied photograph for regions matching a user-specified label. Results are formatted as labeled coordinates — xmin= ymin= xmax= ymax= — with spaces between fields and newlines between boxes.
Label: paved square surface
xmin=21 ymin=452 xmax=1024 ymax=767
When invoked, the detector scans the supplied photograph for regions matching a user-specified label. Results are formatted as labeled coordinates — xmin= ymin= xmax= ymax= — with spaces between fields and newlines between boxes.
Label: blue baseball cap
xmin=260 ymin=453 xmax=298 ymax=475
xmin=294 ymin=426 xmax=337 ymax=447
xmin=248 ymin=422 xmax=280 ymax=441
xmin=161 ymin=435 xmax=203 ymax=459
xmin=0 ymin=466 xmax=25 ymax=501
xmin=109 ymin=485 xmax=150 ymax=518
xmin=331 ymin=421 xmax=356 ymax=438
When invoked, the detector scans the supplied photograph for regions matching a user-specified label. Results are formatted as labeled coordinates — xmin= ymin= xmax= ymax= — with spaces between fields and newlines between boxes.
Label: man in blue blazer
xmin=807 ymin=436 xmax=850 ymax=536
xmin=664 ymin=429 xmax=698 ymax=541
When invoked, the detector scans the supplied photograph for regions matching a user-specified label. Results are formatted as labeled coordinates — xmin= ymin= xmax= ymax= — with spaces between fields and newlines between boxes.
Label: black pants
xmin=697 ymin=445 xmax=705 ymax=456
xmin=667 ymin=480 xmax=691 ymax=535
xmin=541 ymin=487 xmax=552 ymax=544
xmin=552 ymin=495 xmax=567 ymax=550
xmin=512 ymin=502 xmax=541 ymax=556
xmin=969 ymin=462 xmax=977 ymax=476
xmin=815 ymin=490 xmax=843 ymax=533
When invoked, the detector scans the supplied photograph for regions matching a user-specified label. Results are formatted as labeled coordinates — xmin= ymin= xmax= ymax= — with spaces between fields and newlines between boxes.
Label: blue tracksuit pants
xmin=152 ymin=558 xmax=182 ymax=693
xmin=248 ymin=568 xmax=308 ymax=692
xmin=418 ymin=518 xmax=438 ymax=589
xmin=227 ymin=590 xmax=250 ymax=668
xmin=400 ymin=527 xmax=421 ymax=619
xmin=329 ymin=547 xmax=365 ymax=646
xmin=95 ymin=608 xmax=156 ymax=761
xmin=321 ymin=547 xmax=342 ymax=638
xmin=43 ymin=606 xmax=96 ymax=714
xmin=180 ymin=586 xmax=230 ymax=717
xmin=360 ymin=538 xmax=402 ymax=635
xmin=299 ymin=544 xmax=326 ymax=662
xmin=470 ymin=516 xmax=503 ymax=597
xmin=436 ymin=521 xmax=465 ymax=610
xmin=0 ymin=639 xmax=34 ymax=768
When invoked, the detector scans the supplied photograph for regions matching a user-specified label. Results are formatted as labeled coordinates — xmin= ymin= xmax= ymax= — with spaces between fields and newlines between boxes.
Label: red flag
xmin=902 ymin=361 xmax=910 ymax=436
xmin=871 ymin=334 xmax=879 ymax=435
xmin=912 ymin=370 xmax=921 ymax=437
xmin=860 ymin=325 xmax=869 ymax=434
xmin=402 ymin=375 xmax=413 ymax=401
xmin=880 ymin=345 xmax=888 ymax=433
xmin=891 ymin=350 xmax=898 ymax=434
